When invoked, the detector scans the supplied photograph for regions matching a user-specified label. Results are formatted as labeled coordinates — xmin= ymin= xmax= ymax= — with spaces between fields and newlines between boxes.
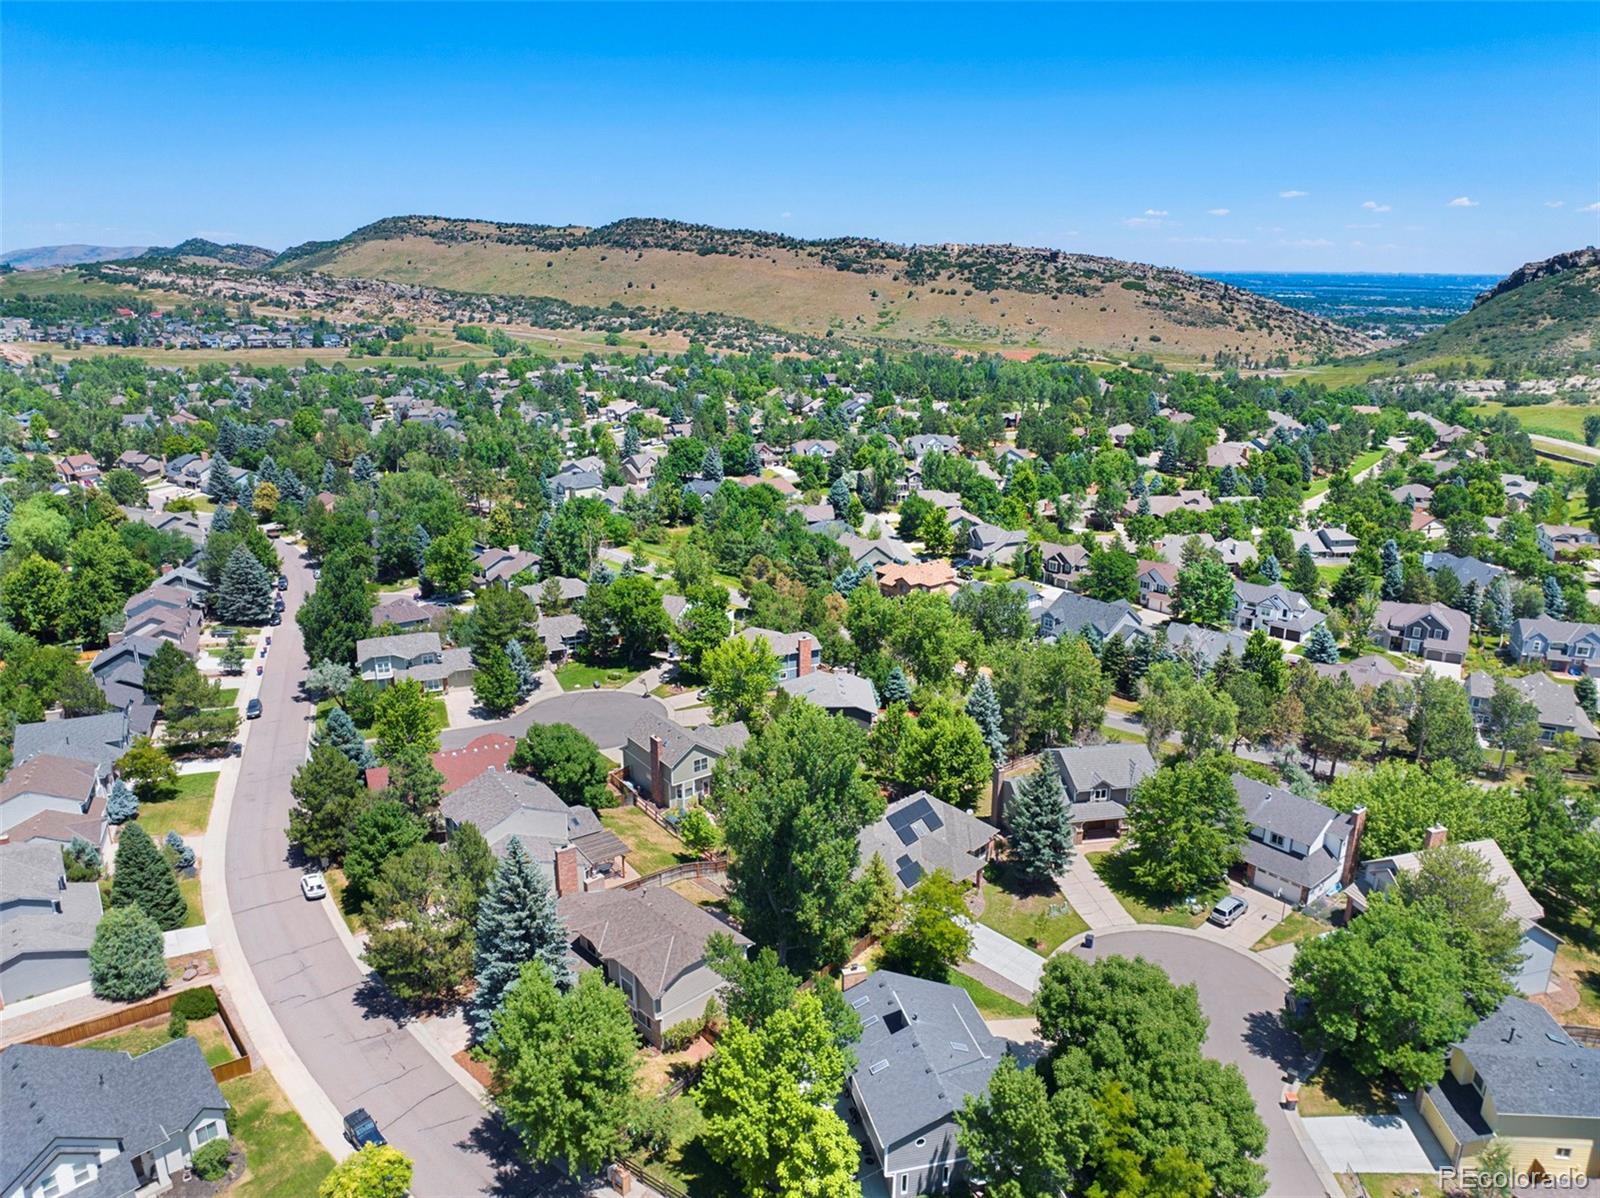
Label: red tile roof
xmin=365 ymin=732 xmax=517 ymax=793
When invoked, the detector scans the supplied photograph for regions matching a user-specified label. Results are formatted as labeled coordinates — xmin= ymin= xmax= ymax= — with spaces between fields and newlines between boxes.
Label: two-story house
xmin=1231 ymin=581 xmax=1326 ymax=643
xmin=1509 ymin=617 xmax=1600 ymax=677
xmin=1538 ymin=523 xmax=1600 ymax=560
xmin=1008 ymin=744 xmax=1159 ymax=842
xmin=622 ymin=714 xmax=750 ymax=810
xmin=844 ymin=970 xmax=1005 ymax=1195
xmin=857 ymin=791 xmax=998 ymax=892
xmin=1466 ymin=671 xmax=1600 ymax=743
xmin=558 ymin=886 xmax=749 ymax=1048
xmin=779 ymin=670 xmax=879 ymax=726
xmin=1037 ymin=592 xmax=1144 ymax=644
xmin=1232 ymin=773 xmax=1362 ymax=905
xmin=1418 ymin=998 xmax=1599 ymax=1182
xmin=964 ymin=522 xmax=1029 ymax=567
xmin=875 ymin=561 xmax=959 ymax=597
xmin=12 ymin=711 xmax=129 ymax=777
xmin=0 ymin=755 xmax=106 ymax=849
xmin=1373 ymin=601 xmax=1470 ymax=664
xmin=0 ymin=840 xmax=103 ymax=1005
xmin=440 ymin=773 xmax=626 ymax=889
xmin=1039 ymin=541 xmax=1089 ymax=588
xmin=1423 ymin=551 xmax=1505 ymax=594
xmin=1293 ymin=525 xmax=1359 ymax=560
xmin=738 ymin=627 xmax=819 ymax=680
xmin=1135 ymin=559 xmax=1178 ymax=614
xmin=354 ymin=631 xmax=475 ymax=692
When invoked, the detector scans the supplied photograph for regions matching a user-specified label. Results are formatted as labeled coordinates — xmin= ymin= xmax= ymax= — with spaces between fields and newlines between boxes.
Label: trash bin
xmin=1083 ymin=933 xmax=1095 ymax=949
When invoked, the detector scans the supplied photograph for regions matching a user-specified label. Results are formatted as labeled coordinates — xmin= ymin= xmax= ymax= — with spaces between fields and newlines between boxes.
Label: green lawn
xmin=557 ymin=660 xmax=643 ymax=690
xmin=135 ymin=770 xmax=221 ymax=841
xmin=1543 ymin=900 xmax=1600 ymax=1029
xmin=600 ymin=805 xmax=696 ymax=877
xmin=221 ymin=1068 xmax=335 ymax=1197
xmin=1356 ymin=1175 xmax=1445 ymax=1198
xmin=977 ymin=864 xmax=1090 ymax=953
xmin=100 ymin=868 xmax=203 ymax=928
xmin=1295 ymin=1056 xmax=1398 ymax=1117
xmin=216 ymin=686 xmax=240 ymax=705
xmin=1306 ymin=448 xmax=1386 ymax=498
xmin=949 ymin=967 xmax=1033 ymax=1018
xmin=1251 ymin=910 xmax=1327 ymax=953
xmin=84 ymin=1016 xmax=238 ymax=1067
xmin=1089 ymin=851 xmax=1223 ymax=928
xmin=1475 ymin=399 xmax=1597 ymax=446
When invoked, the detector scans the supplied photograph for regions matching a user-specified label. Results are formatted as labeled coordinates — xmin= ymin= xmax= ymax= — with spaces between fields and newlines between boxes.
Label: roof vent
xmin=951 ymin=1042 xmax=969 ymax=1052
xmin=869 ymin=1059 xmax=890 ymax=1075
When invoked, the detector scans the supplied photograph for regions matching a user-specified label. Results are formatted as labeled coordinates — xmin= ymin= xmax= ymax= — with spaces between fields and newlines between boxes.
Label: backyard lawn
xmin=1089 ymin=851 xmax=1223 ymax=928
xmin=1251 ymin=910 xmax=1327 ymax=953
xmin=1544 ymin=901 xmax=1600 ymax=1028
xmin=1296 ymin=1056 xmax=1398 ymax=1118
xmin=135 ymin=770 xmax=221 ymax=841
xmin=600 ymin=805 xmax=695 ymax=877
xmin=84 ymin=1015 xmax=238 ymax=1068
xmin=976 ymin=864 xmax=1089 ymax=953
xmin=1353 ymin=1175 xmax=1445 ymax=1198
xmin=556 ymin=660 xmax=643 ymax=690
xmin=221 ymin=1068 xmax=336 ymax=1197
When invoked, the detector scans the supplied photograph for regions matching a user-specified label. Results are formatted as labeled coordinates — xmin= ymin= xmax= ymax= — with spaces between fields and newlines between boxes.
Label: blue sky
xmin=4 ymin=2 xmax=1597 ymax=273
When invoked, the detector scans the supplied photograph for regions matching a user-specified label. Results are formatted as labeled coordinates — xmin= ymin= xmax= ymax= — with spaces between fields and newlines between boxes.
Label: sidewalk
xmin=1058 ymin=849 xmax=1136 ymax=932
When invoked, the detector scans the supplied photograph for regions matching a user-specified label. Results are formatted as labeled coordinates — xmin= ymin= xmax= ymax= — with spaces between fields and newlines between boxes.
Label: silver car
xmin=1208 ymin=895 xmax=1248 ymax=927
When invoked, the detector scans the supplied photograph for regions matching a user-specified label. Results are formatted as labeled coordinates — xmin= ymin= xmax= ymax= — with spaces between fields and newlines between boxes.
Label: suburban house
xmin=1391 ymin=483 xmax=1435 ymax=508
xmin=119 ymin=507 xmax=210 ymax=547
xmin=1423 ymin=551 xmax=1505 ymax=593
xmin=1231 ymin=773 xmax=1362 ymax=905
xmin=1135 ymin=559 xmax=1178 ymax=614
xmin=1372 ymin=601 xmax=1470 ymax=664
xmin=1466 ymin=671 xmax=1600 ymax=744
xmin=904 ymin=434 xmax=960 ymax=459
xmin=1418 ymin=997 xmax=1599 ymax=1182
xmin=1154 ymin=533 xmax=1253 ymax=574
xmin=1022 ymin=744 xmax=1159 ymax=842
xmin=1128 ymin=489 xmax=1213 ymax=519
xmin=536 ymin=613 xmax=586 ymax=664
xmin=778 ymin=670 xmax=879 ymax=726
xmin=354 ymin=631 xmax=474 ymax=692
xmin=1037 ymin=592 xmax=1144 ymax=643
xmin=964 ymin=522 xmax=1029 ymax=567
xmin=1356 ymin=829 xmax=1560 ymax=995
xmin=117 ymin=588 xmax=202 ymax=655
xmin=857 ymin=791 xmax=998 ymax=892
xmin=0 ymin=755 xmax=105 ymax=849
xmin=738 ymin=627 xmax=819 ymax=680
xmin=1538 ymin=523 xmax=1600 ymax=560
xmin=115 ymin=449 xmax=163 ymax=479
xmin=53 ymin=453 xmax=102 ymax=488
xmin=1500 ymin=474 xmax=1540 ymax=509
xmin=550 ymin=467 xmax=603 ymax=502
xmin=440 ymin=773 xmax=626 ymax=888
xmin=474 ymin=545 xmax=539 ymax=586
xmin=1310 ymin=654 xmax=1408 ymax=689
xmin=558 ymin=886 xmax=748 ymax=1048
xmin=1293 ymin=526 xmax=1359 ymax=560
xmin=621 ymin=714 xmax=750 ymax=810
xmin=0 ymin=1039 xmax=230 ymax=1198
xmin=89 ymin=637 xmax=164 ymax=736
xmin=365 ymin=732 xmax=517 ymax=793
xmin=1509 ymin=617 xmax=1600 ymax=677
xmin=1040 ymin=541 xmax=1089 ymax=588
xmin=1162 ymin=623 xmax=1249 ymax=671
xmin=12 ymin=711 xmax=129 ymax=775
xmin=843 ymin=969 xmax=1005 ymax=1195
xmin=792 ymin=438 xmax=838 ymax=457
xmin=0 ymin=840 xmax=102 ymax=1005
xmin=875 ymin=561 xmax=959 ymax=597
xmin=370 ymin=595 xmax=435 ymax=631
xmin=1206 ymin=441 xmax=1251 ymax=469
xmin=1231 ymin=581 xmax=1326 ymax=643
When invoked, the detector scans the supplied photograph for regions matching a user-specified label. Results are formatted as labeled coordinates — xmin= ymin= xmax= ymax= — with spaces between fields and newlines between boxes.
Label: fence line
xmin=22 ymin=983 xmax=253 ymax=1084
xmin=620 ymin=858 xmax=728 ymax=891
xmin=619 ymin=1158 xmax=690 ymax=1198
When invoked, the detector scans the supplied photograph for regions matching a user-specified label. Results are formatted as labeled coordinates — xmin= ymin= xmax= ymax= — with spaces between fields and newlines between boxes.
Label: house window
xmin=1556 ymin=1148 xmax=1572 ymax=1159
xmin=1269 ymin=832 xmax=1287 ymax=848
xmin=1087 ymin=787 xmax=1108 ymax=802
xmin=35 ymin=1176 xmax=62 ymax=1198
xmin=900 ymin=1176 xmax=908 ymax=1193
xmin=196 ymin=1121 xmax=221 ymax=1144
xmin=692 ymin=756 xmax=709 ymax=774
xmin=71 ymin=1162 xmax=94 ymax=1183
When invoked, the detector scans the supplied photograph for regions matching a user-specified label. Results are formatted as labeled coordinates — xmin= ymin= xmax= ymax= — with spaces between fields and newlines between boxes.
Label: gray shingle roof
xmin=1050 ymin=744 xmax=1157 ymax=797
xmin=1232 ymin=772 xmax=1346 ymax=847
xmin=778 ymin=670 xmax=879 ymax=715
xmin=12 ymin=712 xmax=128 ymax=771
xmin=1453 ymin=997 xmax=1600 ymax=1118
xmin=857 ymin=792 xmax=997 ymax=891
xmin=354 ymin=631 xmax=441 ymax=664
xmin=625 ymin=713 xmax=749 ymax=768
xmin=0 ymin=842 xmax=101 ymax=962
xmin=557 ymin=887 xmax=747 ymax=999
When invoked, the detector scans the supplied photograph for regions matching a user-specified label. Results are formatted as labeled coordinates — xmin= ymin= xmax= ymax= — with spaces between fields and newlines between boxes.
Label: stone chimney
xmin=1341 ymin=806 xmax=1367 ymax=886
xmin=1423 ymin=824 xmax=1448 ymax=851
xmin=796 ymin=634 xmax=815 ymax=676
xmin=553 ymin=844 xmax=580 ymax=897
xmin=649 ymin=735 xmax=665 ymax=806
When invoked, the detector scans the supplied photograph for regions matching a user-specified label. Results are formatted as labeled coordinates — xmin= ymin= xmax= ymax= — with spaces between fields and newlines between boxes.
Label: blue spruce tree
xmin=469 ymin=837 xmax=571 ymax=1042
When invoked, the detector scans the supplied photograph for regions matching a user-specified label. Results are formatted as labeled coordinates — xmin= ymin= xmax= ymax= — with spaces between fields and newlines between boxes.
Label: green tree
xmin=488 ymin=964 xmax=640 ymax=1177
xmin=895 ymin=695 xmax=992 ymax=809
xmin=892 ymin=591 xmax=968 ymax=685
xmin=703 ymin=634 xmax=778 ymax=724
xmin=509 ymin=722 xmax=613 ymax=809
xmin=470 ymin=836 xmax=572 ymax=1042
xmin=675 ymin=595 xmax=731 ymax=676
xmin=214 ymin=545 xmax=275 ymax=623
xmin=317 ymin=1145 xmax=414 ymax=1198
xmin=109 ymin=821 xmax=188 ymax=930
xmin=372 ymin=678 xmax=439 ymax=763
xmin=361 ymin=842 xmax=476 ymax=1004
xmin=1302 ymin=622 xmax=1340 ymax=664
xmin=342 ymin=799 xmax=427 ymax=906
xmin=696 ymin=990 xmax=862 ymax=1198
xmin=1289 ymin=893 xmax=1498 ymax=1089
xmin=1006 ymin=761 xmax=1075 ymax=885
xmin=0 ymin=553 xmax=68 ymax=638
xmin=298 ymin=550 xmax=373 ymax=666
xmin=858 ymin=853 xmax=902 ymax=941
xmin=1085 ymin=545 xmax=1138 ymax=602
xmin=957 ymin=1056 xmax=1076 ymax=1198
xmin=1406 ymin=673 xmax=1482 ymax=775
xmin=1396 ymin=842 xmax=1527 ymax=988
xmin=1327 ymin=760 xmax=1525 ymax=856
xmin=1301 ymin=672 xmax=1372 ymax=777
xmin=423 ymin=525 xmax=476 ymax=595
xmin=705 ymin=931 xmax=800 ymax=1028
xmin=1123 ymin=755 xmax=1247 ymax=899
xmin=719 ymin=701 xmax=885 ymax=969
xmin=1140 ymin=661 xmax=1237 ymax=757
xmin=472 ymin=642 xmax=521 ymax=716
xmin=1481 ymin=678 xmax=1541 ymax=775
xmin=881 ymin=868 xmax=971 ymax=980
xmin=1173 ymin=553 xmax=1235 ymax=627
xmin=88 ymin=906 xmax=167 ymax=1001
xmin=141 ymin=642 xmax=193 ymax=708
xmin=322 ymin=704 xmax=375 ymax=769
xmin=57 ymin=665 xmax=108 ymax=717
xmin=965 ymin=671 xmax=1006 ymax=760
xmin=219 ymin=633 xmax=247 ymax=676
xmin=678 ymin=807 xmax=720 ymax=854
xmin=287 ymin=741 xmax=370 ymax=861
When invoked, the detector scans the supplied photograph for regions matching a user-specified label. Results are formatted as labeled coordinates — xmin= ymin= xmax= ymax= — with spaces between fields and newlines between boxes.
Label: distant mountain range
xmin=0 ymin=244 xmax=151 ymax=270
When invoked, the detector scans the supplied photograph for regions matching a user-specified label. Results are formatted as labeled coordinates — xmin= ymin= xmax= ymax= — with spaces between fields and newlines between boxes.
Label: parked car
xmin=342 ymin=1108 xmax=386 ymax=1149
xmin=245 ymin=698 xmax=263 ymax=720
xmin=300 ymin=871 xmax=328 ymax=901
xmin=269 ymin=612 xmax=282 ymax=626
xmin=277 ymin=575 xmax=288 ymax=591
xmin=1207 ymin=895 xmax=1248 ymax=927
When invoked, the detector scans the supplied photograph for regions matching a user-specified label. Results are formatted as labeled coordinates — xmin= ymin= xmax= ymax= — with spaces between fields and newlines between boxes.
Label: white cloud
xmin=1546 ymin=200 xmax=1566 ymax=209
xmin=1361 ymin=200 xmax=1391 ymax=213
xmin=780 ymin=211 xmax=792 ymax=219
xmin=1447 ymin=196 xmax=1479 ymax=208
xmin=1279 ymin=189 xmax=1309 ymax=199
xmin=1279 ymin=237 xmax=1333 ymax=248
xmin=1580 ymin=201 xmax=1600 ymax=214
xmin=1206 ymin=208 xmax=1230 ymax=216
xmin=1143 ymin=208 xmax=1169 ymax=217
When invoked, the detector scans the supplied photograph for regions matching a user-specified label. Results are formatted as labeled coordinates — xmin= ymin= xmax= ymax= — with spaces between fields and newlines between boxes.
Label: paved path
xmin=1303 ymin=455 xmax=1387 ymax=513
xmin=223 ymin=547 xmax=561 ymax=1197
xmin=1082 ymin=930 xmax=1335 ymax=1198
xmin=960 ymin=919 xmax=1046 ymax=993
xmin=440 ymin=690 xmax=667 ymax=752
xmin=1301 ymin=1102 xmax=1449 ymax=1176
xmin=1058 ymin=850 xmax=1136 ymax=930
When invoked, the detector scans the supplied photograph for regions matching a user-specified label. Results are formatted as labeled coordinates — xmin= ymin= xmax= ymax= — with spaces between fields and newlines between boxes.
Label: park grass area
xmin=977 ymin=864 xmax=1090 ymax=953
xmin=949 ymin=967 xmax=1033 ymax=1018
xmin=84 ymin=1015 xmax=239 ymax=1068
xmin=1089 ymin=851 xmax=1222 ymax=928
xmin=556 ymin=660 xmax=642 ymax=690
xmin=135 ymin=770 xmax=220 ymax=840
xmin=1306 ymin=449 xmax=1386 ymax=498
xmin=221 ymin=1068 xmax=336 ymax=1198
xmin=1296 ymin=1056 xmax=1399 ymax=1118
xmin=600 ymin=805 xmax=695 ymax=877
xmin=1251 ymin=910 xmax=1326 ymax=953
xmin=1475 ymin=399 xmax=1597 ymax=446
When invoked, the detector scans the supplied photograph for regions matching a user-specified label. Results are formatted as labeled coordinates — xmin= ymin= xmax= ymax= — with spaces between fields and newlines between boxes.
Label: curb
xmin=1058 ymin=922 xmax=1295 ymax=983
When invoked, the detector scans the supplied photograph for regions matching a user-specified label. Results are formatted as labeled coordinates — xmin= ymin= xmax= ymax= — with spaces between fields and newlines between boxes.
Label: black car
xmin=342 ymin=1108 xmax=386 ymax=1149
xmin=269 ymin=612 xmax=282 ymax=626
xmin=245 ymin=698 xmax=263 ymax=720
xmin=273 ymin=596 xmax=285 ymax=611
xmin=277 ymin=575 xmax=288 ymax=591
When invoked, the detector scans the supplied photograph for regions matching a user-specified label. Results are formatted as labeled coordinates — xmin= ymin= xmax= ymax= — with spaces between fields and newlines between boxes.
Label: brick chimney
xmin=649 ymin=735 xmax=665 ymax=805
xmin=1341 ymin=805 xmax=1367 ymax=886
xmin=1423 ymin=824 xmax=1448 ymax=851
xmin=553 ymin=844 xmax=580 ymax=897
xmin=796 ymin=634 xmax=815 ymax=676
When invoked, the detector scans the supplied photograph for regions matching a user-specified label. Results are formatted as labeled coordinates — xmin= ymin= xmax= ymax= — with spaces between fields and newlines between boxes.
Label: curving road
xmin=1082 ymin=930 xmax=1334 ymax=1198
xmin=225 ymin=548 xmax=544 ymax=1196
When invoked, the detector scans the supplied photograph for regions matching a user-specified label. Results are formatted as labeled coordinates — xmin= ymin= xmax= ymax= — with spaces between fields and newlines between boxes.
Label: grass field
xmin=948 ymin=967 xmax=1033 ymax=1018
xmin=1251 ymin=910 xmax=1326 ymax=953
xmin=1475 ymin=399 xmax=1597 ymax=445
xmin=976 ymin=865 xmax=1090 ymax=953
xmin=1305 ymin=448 xmax=1386 ymax=498
xmin=221 ymin=1068 xmax=336 ymax=1197
xmin=556 ymin=660 xmax=642 ymax=690
xmin=600 ymin=806 xmax=695 ymax=877
xmin=135 ymin=770 xmax=221 ymax=841
xmin=1089 ymin=851 xmax=1224 ymax=927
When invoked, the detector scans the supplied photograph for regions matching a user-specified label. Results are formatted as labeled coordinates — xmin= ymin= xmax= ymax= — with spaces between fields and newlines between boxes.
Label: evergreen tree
xmin=1158 ymin=433 xmax=1179 ymax=474
xmin=701 ymin=445 xmax=724 ymax=481
xmin=1303 ymin=622 xmax=1341 ymax=664
xmin=1543 ymin=575 xmax=1567 ymax=618
xmin=882 ymin=665 xmax=912 ymax=705
xmin=1259 ymin=553 xmax=1280 ymax=583
xmin=288 ymin=741 xmax=370 ymax=860
xmin=1006 ymin=762 xmax=1074 ymax=884
xmin=64 ymin=836 xmax=102 ymax=881
xmin=506 ymin=639 xmax=539 ymax=700
xmin=1382 ymin=557 xmax=1405 ymax=601
xmin=1251 ymin=473 xmax=1268 ymax=498
xmin=321 ymin=459 xmax=337 ymax=489
xmin=352 ymin=454 xmax=376 ymax=483
xmin=106 ymin=779 xmax=140 ymax=824
xmin=164 ymin=830 xmax=196 ymax=871
xmin=473 ymin=643 xmax=522 ymax=716
xmin=109 ymin=822 xmax=188 ymax=930
xmin=205 ymin=453 xmax=235 ymax=502
xmin=409 ymin=524 xmax=431 ymax=576
xmin=622 ymin=424 xmax=641 ymax=456
xmin=89 ymin=907 xmax=166 ymax=1001
xmin=323 ymin=704 xmax=375 ymax=768
xmin=828 ymin=475 xmax=852 ymax=520
xmin=1217 ymin=464 xmax=1238 ymax=496
xmin=215 ymin=545 xmax=274 ymax=623
xmin=1577 ymin=675 xmax=1598 ymax=718
xmin=469 ymin=837 xmax=572 ymax=1042
xmin=965 ymin=673 xmax=1006 ymax=761
xmin=1462 ymin=580 xmax=1482 ymax=627
xmin=209 ymin=502 xmax=233 ymax=534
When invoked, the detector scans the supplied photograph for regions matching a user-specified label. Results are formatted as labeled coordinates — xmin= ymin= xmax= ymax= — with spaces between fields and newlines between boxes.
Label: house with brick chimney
xmin=557 ymin=886 xmax=749 ymax=1047
xmin=621 ymin=714 xmax=749 ymax=811
xmin=1231 ymin=773 xmax=1363 ymax=906
xmin=737 ymin=627 xmax=819 ymax=680
xmin=440 ymin=770 xmax=626 ymax=891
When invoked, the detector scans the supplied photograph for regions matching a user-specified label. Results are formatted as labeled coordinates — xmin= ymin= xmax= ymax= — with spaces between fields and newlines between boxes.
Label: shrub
xmin=88 ymin=907 xmax=166 ymax=1001
xmin=661 ymin=1016 xmax=705 ymax=1052
xmin=191 ymin=1139 xmax=232 ymax=1181
xmin=172 ymin=987 xmax=220 ymax=1020
xmin=168 ymin=1009 xmax=189 ymax=1039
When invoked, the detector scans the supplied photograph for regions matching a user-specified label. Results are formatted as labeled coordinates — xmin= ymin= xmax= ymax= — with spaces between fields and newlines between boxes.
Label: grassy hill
xmin=138 ymin=238 xmax=278 ymax=269
xmin=269 ymin=214 xmax=1369 ymax=363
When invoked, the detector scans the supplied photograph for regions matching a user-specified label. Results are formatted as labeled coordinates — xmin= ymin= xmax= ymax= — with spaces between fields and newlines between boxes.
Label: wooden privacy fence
xmin=23 ymin=984 xmax=253 ymax=1084
xmin=620 ymin=858 xmax=727 ymax=891
xmin=619 ymin=1158 xmax=690 ymax=1198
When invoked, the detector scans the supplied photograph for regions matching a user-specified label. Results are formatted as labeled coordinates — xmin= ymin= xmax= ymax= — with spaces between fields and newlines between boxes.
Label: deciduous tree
xmin=509 ymin=722 xmax=613 ymax=809
xmin=1123 ymin=755 xmax=1246 ymax=899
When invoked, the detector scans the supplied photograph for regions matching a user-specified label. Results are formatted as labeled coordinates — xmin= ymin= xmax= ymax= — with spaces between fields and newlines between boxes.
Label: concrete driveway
xmin=960 ymin=918 xmax=1046 ymax=994
xmin=1302 ymin=1103 xmax=1449 ymax=1176
xmin=1083 ymin=930 xmax=1335 ymax=1198
xmin=440 ymin=690 xmax=668 ymax=751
